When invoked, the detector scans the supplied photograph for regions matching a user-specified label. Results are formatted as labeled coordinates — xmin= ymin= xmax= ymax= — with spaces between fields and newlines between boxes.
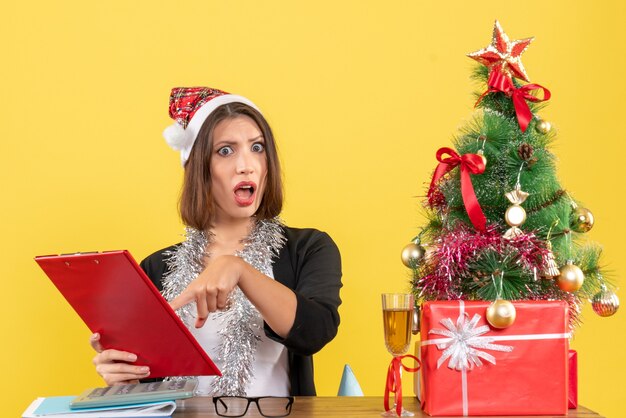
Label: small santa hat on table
xmin=163 ymin=86 xmax=261 ymax=165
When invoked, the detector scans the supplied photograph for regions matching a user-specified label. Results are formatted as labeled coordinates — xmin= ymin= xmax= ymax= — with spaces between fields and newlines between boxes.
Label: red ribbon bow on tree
xmin=476 ymin=68 xmax=551 ymax=132
xmin=427 ymin=147 xmax=487 ymax=231
xmin=384 ymin=354 xmax=421 ymax=417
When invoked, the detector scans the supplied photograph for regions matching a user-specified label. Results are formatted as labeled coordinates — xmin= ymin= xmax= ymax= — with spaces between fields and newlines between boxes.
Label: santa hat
xmin=163 ymin=86 xmax=260 ymax=165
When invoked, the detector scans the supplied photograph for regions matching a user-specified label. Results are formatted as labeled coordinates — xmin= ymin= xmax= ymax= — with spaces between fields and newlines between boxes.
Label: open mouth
xmin=233 ymin=182 xmax=257 ymax=206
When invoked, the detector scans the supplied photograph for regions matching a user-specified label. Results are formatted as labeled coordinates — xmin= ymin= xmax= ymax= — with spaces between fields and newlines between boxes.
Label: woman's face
xmin=209 ymin=115 xmax=268 ymax=223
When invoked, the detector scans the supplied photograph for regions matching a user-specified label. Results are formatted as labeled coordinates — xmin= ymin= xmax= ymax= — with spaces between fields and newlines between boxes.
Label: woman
xmin=90 ymin=87 xmax=342 ymax=396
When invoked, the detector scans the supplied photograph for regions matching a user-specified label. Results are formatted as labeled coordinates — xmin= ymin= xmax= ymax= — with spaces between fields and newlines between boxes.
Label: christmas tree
xmin=404 ymin=21 xmax=619 ymax=328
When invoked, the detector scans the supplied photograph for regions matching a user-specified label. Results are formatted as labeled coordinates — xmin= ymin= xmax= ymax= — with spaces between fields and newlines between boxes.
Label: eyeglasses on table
xmin=212 ymin=396 xmax=294 ymax=417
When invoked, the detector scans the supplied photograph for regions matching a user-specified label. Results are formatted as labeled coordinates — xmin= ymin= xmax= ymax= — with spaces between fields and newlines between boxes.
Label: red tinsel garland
xmin=416 ymin=224 xmax=551 ymax=300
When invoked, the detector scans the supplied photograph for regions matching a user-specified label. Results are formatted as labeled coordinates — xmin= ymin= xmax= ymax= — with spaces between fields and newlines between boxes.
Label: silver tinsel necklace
xmin=161 ymin=217 xmax=286 ymax=396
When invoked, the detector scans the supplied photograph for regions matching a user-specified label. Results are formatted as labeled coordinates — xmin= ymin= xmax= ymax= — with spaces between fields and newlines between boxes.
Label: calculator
xmin=70 ymin=379 xmax=198 ymax=409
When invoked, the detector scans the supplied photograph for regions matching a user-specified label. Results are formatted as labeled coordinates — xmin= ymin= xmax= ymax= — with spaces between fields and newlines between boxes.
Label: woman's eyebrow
xmin=213 ymin=135 xmax=264 ymax=148
xmin=213 ymin=139 xmax=236 ymax=148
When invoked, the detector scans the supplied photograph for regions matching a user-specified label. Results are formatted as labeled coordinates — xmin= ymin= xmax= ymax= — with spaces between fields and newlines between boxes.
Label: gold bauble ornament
xmin=477 ymin=149 xmax=487 ymax=167
xmin=503 ymin=184 xmax=529 ymax=239
xmin=592 ymin=287 xmax=620 ymax=317
xmin=555 ymin=261 xmax=585 ymax=292
xmin=571 ymin=207 xmax=594 ymax=233
xmin=486 ymin=299 xmax=517 ymax=328
xmin=505 ymin=205 xmax=527 ymax=227
xmin=401 ymin=242 xmax=426 ymax=268
xmin=535 ymin=119 xmax=552 ymax=134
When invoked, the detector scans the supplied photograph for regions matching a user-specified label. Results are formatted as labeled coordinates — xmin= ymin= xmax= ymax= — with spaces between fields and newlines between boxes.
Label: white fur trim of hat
xmin=163 ymin=89 xmax=260 ymax=165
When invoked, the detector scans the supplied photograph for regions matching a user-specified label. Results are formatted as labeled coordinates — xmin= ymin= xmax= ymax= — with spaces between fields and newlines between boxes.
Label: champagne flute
xmin=382 ymin=293 xmax=414 ymax=417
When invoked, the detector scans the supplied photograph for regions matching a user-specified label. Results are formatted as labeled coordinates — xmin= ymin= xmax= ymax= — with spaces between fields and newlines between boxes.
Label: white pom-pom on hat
xmin=163 ymin=122 xmax=193 ymax=151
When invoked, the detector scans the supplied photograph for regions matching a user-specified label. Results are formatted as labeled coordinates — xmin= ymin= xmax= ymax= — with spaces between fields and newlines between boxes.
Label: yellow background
xmin=2 ymin=1 xmax=624 ymax=417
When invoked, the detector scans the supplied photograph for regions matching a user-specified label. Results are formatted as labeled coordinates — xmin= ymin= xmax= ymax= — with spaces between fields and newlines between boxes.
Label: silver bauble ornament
xmin=592 ymin=288 xmax=620 ymax=317
xmin=486 ymin=299 xmax=517 ymax=328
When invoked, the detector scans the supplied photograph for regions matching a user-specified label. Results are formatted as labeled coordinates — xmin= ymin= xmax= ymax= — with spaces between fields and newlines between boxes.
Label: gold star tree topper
xmin=467 ymin=20 xmax=534 ymax=82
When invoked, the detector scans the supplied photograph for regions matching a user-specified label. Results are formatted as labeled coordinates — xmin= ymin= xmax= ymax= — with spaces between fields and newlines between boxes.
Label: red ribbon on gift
xmin=427 ymin=148 xmax=487 ymax=231
xmin=476 ymin=68 xmax=551 ymax=132
xmin=384 ymin=354 xmax=421 ymax=417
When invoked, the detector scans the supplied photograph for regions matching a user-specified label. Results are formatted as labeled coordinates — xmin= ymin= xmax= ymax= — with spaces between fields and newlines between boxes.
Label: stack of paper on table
xmin=22 ymin=396 xmax=177 ymax=418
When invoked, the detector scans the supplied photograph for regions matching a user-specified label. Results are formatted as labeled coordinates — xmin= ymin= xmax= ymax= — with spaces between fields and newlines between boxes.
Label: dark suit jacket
xmin=140 ymin=226 xmax=342 ymax=395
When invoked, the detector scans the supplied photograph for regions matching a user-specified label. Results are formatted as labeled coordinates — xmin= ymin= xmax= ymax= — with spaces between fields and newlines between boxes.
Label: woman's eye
xmin=217 ymin=146 xmax=233 ymax=156
xmin=251 ymin=143 xmax=265 ymax=153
